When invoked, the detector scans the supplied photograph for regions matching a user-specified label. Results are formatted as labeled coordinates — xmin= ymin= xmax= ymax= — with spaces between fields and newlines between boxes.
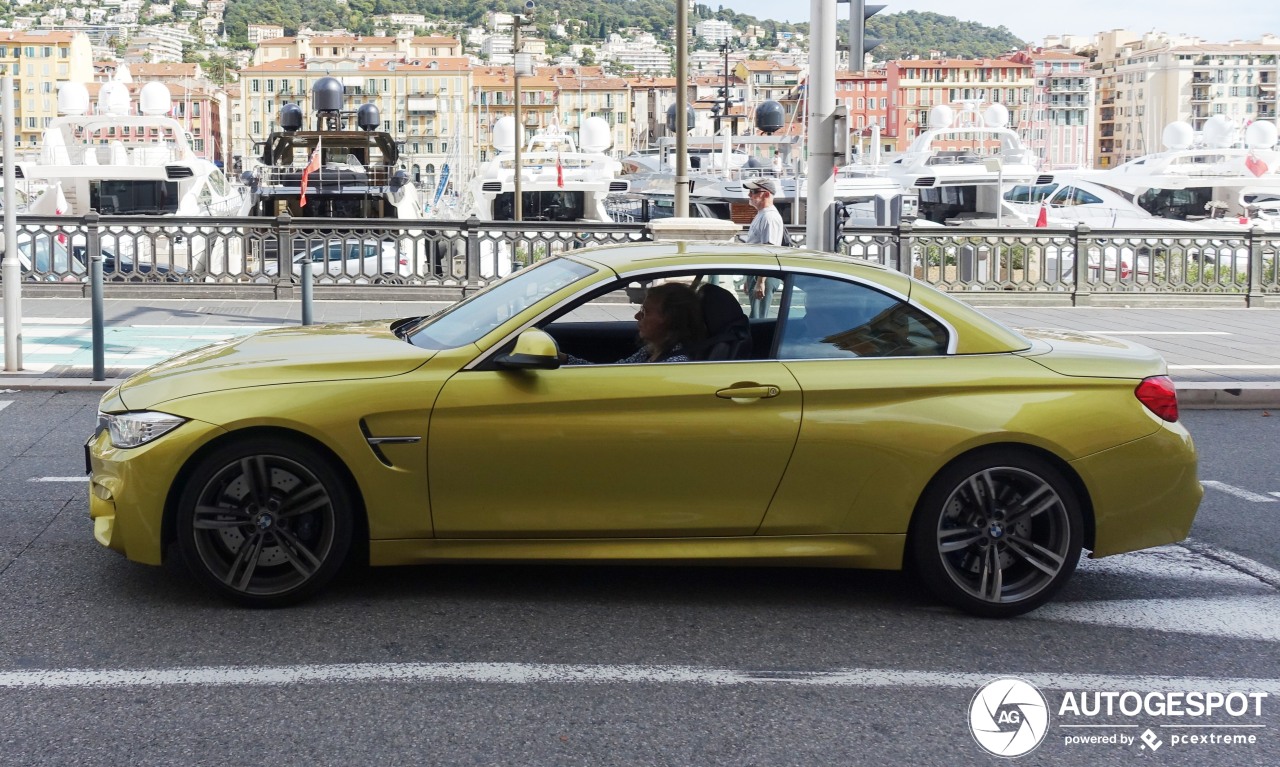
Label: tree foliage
xmin=221 ymin=0 xmax=1026 ymax=59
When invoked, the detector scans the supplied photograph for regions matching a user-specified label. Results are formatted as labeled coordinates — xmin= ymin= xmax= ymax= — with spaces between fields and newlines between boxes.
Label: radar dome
xmin=492 ymin=116 xmax=517 ymax=152
xmin=98 ymin=81 xmax=130 ymax=117
xmin=1161 ymin=121 xmax=1194 ymax=150
xmin=1202 ymin=115 xmax=1235 ymax=148
xmin=665 ymin=104 xmax=695 ymax=133
xmin=755 ymin=100 xmax=785 ymax=134
xmin=580 ymin=116 xmax=612 ymax=152
xmin=138 ymin=82 xmax=172 ymax=116
xmin=928 ymin=104 xmax=955 ymax=130
xmin=357 ymin=103 xmax=381 ymax=131
xmin=312 ymin=77 xmax=344 ymax=113
xmin=57 ymin=82 xmax=90 ymax=116
xmin=279 ymin=103 xmax=304 ymax=132
xmin=1245 ymin=120 xmax=1279 ymax=150
xmin=982 ymin=103 xmax=1009 ymax=128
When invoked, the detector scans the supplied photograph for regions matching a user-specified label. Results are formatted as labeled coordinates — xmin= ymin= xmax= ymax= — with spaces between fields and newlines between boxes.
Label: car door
xmin=428 ymin=283 xmax=802 ymax=539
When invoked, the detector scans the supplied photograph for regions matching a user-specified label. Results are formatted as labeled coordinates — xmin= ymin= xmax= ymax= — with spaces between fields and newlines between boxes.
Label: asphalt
xmin=1 ymin=296 xmax=1279 ymax=408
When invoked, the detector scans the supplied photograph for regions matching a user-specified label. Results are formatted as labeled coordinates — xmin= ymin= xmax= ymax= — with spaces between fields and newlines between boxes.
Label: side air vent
xmin=609 ymin=181 xmax=630 ymax=192
xmin=914 ymin=177 xmax=937 ymax=188
xmin=481 ymin=181 xmax=502 ymax=192
xmin=165 ymin=165 xmax=195 ymax=179
xmin=1036 ymin=174 xmax=1055 ymax=185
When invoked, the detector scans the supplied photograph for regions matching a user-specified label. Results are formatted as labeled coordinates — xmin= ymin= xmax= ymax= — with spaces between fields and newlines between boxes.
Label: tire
xmin=909 ymin=449 xmax=1083 ymax=618
xmin=175 ymin=437 xmax=354 ymax=607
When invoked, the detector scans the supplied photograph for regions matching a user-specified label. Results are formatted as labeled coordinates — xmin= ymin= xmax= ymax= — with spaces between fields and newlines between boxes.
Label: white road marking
xmin=1082 ymin=331 xmax=1232 ymax=336
xmin=1031 ymin=595 xmax=1280 ymax=643
xmin=0 ymin=662 xmax=1277 ymax=693
xmin=0 ymin=401 xmax=11 ymax=413
xmin=29 ymin=477 xmax=89 ymax=483
xmin=1202 ymin=480 xmax=1279 ymax=503
xmin=1271 ymin=492 xmax=1280 ymax=500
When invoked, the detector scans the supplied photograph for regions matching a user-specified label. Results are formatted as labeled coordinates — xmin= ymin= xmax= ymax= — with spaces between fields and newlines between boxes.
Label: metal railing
xmin=4 ymin=214 xmax=1278 ymax=306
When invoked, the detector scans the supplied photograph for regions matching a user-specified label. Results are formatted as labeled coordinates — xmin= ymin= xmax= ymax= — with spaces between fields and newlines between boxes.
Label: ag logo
xmin=969 ymin=678 xmax=1050 ymax=757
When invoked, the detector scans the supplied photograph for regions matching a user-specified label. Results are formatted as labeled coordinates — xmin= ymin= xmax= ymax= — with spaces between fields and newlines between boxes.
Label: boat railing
xmin=52 ymin=143 xmax=186 ymax=166
xmin=263 ymin=163 xmax=396 ymax=190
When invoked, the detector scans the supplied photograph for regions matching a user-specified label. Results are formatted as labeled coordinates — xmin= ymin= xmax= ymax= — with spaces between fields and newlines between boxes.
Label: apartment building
xmin=1008 ymin=48 xmax=1094 ymax=169
xmin=471 ymin=65 xmax=558 ymax=163
xmin=0 ymin=29 xmax=93 ymax=153
xmin=544 ymin=66 xmax=632 ymax=155
xmin=252 ymin=32 xmax=461 ymax=67
xmin=1091 ymin=31 xmax=1280 ymax=167
xmin=836 ymin=70 xmax=892 ymax=153
xmin=886 ymin=58 xmax=1036 ymax=152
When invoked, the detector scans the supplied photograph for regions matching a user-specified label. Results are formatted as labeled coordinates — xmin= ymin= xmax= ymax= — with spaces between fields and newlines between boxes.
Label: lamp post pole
xmin=674 ymin=0 xmax=689 ymax=216
xmin=513 ymin=15 xmax=524 ymax=222
xmin=721 ymin=41 xmax=732 ymax=135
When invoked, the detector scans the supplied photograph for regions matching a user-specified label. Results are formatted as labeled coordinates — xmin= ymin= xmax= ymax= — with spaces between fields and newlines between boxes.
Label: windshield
xmin=406 ymin=257 xmax=598 ymax=350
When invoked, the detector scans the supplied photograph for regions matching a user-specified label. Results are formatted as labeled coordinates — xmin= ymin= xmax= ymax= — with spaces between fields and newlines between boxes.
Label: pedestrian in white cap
xmin=742 ymin=177 xmax=784 ymax=318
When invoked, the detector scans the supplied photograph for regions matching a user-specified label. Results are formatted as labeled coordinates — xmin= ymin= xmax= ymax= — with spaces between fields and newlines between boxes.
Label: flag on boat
xmin=299 ymin=138 xmax=321 ymax=208
xmin=1245 ymin=153 xmax=1269 ymax=178
xmin=1035 ymin=203 xmax=1048 ymax=228
xmin=55 ymin=182 xmax=69 ymax=244
xmin=556 ymin=151 xmax=565 ymax=188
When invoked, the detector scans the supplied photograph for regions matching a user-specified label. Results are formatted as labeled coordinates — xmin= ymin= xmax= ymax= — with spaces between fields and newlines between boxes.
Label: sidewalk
xmin=2 ymin=297 xmax=1278 ymax=407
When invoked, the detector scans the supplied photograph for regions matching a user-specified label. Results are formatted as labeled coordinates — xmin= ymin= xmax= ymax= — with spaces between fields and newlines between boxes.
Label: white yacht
xmin=16 ymin=80 xmax=241 ymax=218
xmin=888 ymin=101 xmax=1053 ymax=225
xmin=471 ymin=116 xmax=629 ymax=222
xmin=1068 ymin=116 xmax=1280 ymax=229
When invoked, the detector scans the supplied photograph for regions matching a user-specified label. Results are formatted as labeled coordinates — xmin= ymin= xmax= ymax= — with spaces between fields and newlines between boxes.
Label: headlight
xmin=100 ymin=411 xmax=187 ymax=449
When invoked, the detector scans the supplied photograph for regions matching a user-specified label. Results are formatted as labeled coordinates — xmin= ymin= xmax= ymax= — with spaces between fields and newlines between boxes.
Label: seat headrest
xmin=699 ymin=283 xmax=748 ymax=335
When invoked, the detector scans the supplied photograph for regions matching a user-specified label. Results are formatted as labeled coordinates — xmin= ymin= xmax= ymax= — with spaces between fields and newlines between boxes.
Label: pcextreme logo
xmin=969 ymin=678 xmax=1051 ymax=757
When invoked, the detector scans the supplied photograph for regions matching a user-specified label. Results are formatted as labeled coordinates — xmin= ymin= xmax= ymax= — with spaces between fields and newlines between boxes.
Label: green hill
xmin=222 ymin=1 xmax=1027 ymax=61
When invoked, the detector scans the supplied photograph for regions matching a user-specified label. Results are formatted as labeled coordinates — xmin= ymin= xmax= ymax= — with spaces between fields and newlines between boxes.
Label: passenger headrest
xmin=699 ymin=283 xmax=748 ymax=334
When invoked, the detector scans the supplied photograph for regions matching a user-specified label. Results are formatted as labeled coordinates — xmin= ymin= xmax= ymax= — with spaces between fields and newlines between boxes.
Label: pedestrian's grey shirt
xmin=745 ymin=206 xmax=785 ymax=246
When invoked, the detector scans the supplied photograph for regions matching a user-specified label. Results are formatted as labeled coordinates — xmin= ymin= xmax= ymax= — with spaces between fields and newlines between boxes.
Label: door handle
xmin=716 ymin=385 xmax=781 ymax=400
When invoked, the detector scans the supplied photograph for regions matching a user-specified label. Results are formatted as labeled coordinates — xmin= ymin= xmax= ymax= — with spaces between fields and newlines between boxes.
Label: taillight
xmin=1136 ymin=375 xmax=1178 ymax=422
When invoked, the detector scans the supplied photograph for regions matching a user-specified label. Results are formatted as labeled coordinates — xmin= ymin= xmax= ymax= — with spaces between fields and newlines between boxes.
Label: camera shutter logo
xmin=969 ymin=678 xmax=1050 ymax=757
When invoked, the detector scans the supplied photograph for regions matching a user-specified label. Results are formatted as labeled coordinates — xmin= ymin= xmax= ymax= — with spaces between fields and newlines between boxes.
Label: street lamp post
xmin=512 ymin=10 xmax=527 ymax=221
xmin=715 ymin=41 xmax=733 ymax=135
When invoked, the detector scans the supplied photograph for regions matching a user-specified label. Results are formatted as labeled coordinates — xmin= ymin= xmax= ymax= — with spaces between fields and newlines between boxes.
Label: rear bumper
xmin=1073 ymin=420 xmax=1202 ymax=558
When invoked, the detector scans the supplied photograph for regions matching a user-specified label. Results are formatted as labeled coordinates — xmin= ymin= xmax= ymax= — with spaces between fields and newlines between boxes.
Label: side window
xmin=778 ymin=275 xmax=949 ymax=359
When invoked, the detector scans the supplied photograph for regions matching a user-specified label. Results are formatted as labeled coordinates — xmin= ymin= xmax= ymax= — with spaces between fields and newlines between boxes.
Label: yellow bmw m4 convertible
xmin=86 ymin=242 xmax=1201 ymax=617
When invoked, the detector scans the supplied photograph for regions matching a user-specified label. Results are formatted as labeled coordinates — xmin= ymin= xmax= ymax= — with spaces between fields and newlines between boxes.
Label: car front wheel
xmin=909 ymin=450 xmax=1083 ymax=618
xmin=175 ymin=437 xmax=354 ymax=607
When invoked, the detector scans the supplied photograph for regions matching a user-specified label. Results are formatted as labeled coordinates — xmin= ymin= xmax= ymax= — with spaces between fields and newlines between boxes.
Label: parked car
xmin=86 ymin=241 xmax=1201 ymax=616
xmin=70 ymin=245 xmax=189 ymax=279
xmin=262 ymin=238 xmax=409 ymax=278
xmin=6 ymin=235 xmax=87 ymax=281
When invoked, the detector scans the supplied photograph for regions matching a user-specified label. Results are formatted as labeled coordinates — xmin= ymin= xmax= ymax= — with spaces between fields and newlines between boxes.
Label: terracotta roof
xmin=240 ymin=56 xmax=471 ymax=73
xmin=132 ymin=62 xmax=201 ymax=77
xmin=740 ymin=59 xmax=801 ymax=72
xmin=0 ymin=30 xmax=79 ymax=44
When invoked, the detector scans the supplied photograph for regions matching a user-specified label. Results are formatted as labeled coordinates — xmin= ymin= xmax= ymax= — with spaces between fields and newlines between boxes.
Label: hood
xmin=1016 ymin=328 xmax=1167 ymax=380
xmin=117 ymin=321 xmax=433 ymax=409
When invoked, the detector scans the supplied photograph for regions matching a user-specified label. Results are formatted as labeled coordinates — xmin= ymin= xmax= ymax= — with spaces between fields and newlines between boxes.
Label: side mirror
xmin=495 ymin=328 xmax=561 ymax=370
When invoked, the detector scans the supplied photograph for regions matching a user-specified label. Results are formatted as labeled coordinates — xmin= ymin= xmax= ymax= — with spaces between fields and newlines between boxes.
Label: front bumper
xmin=87 ymin=418 xmax=226 ymax=565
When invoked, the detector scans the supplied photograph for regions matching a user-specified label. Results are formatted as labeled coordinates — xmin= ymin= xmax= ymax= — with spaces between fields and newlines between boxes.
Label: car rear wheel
xmin=909 ymin=450 xmax=1082 ymax=618
xmin=175 ymin=438 xmax=353 ymax=607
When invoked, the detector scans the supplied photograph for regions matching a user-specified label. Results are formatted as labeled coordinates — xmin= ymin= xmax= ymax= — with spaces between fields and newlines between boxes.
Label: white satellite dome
xmin=492 ymin=116 xmax=518 ymax=152
xmin=579 ymin=116 xmax=612 ymax=153
xmin=928 ymin=104 xmax=955 ymax=130
xmin=1202 ymin=115 xmax=1235 ymax=148
xmin=1244 ymin=120 xmax=1279 ymax=150
xmin=139 ymin=82 xmax=172 ymax=116
xmin=982 ymin=103 xmax=1009 ymax=128
xmin=98 ymin=81 xmax=131 ymax=117
xmin=1161 ymin=121 xmax=1194 ymax=150
xmin=57 ymin=82 xmax=91 ymax=116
